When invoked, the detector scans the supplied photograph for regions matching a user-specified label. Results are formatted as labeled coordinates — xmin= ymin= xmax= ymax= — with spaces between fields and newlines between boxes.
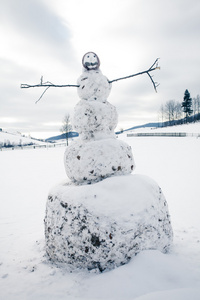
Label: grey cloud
xmin=1 ymin=0 xmax=200 ymax=136
xmin=0 ymin=0 xmax=76 ymax=66
xmin=1 ymin=0 xmax=71 ymax=43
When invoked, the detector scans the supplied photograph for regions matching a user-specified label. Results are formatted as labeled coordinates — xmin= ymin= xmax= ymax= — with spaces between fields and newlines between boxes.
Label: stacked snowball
xmin=64 ymin=52 xmax=134 ymax=183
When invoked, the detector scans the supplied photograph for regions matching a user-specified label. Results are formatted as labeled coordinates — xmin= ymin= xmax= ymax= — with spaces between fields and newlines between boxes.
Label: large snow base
xmin=44 ymin=174 xmax=173 ymax=272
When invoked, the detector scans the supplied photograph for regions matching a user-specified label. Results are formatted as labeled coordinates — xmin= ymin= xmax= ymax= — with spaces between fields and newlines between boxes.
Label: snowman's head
xmin=82 ymin=52 xmax=100 ymax=70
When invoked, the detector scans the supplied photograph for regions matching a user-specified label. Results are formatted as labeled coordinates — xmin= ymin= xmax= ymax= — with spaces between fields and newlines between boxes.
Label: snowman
xmin=64 ymin=52 xmax=135 ymax=183
xmin=44 ymin=54 xmax=173 ymax=272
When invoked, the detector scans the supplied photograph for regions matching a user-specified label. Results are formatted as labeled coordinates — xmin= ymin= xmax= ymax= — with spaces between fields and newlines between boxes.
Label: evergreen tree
xmin=181 ymin=89 xmax=193 ymax=123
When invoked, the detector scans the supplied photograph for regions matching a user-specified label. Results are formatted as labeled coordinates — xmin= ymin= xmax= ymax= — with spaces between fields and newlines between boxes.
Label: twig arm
xmin=109 ymin=58 xmax=160 ymax=92
xmin=35 ymin=86 xmax=51 ymax=104
xmin=108 ymin=67 xmax=158 ymax=83
xmin=20 ymin=77 xmax=79 ymax=103
xmin=21 ymin=83 xmax=79 ymax=88
xmin=21 ymin=59 xmax=160 ymax=103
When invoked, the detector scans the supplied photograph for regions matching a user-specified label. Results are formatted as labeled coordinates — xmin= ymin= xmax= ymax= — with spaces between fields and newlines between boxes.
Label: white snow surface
xmin=73 ymin=100 xmax=118 ymax=140
xmin=45 ymin=174 xmax=172 ymax=270
xmin=0 ymin=130 xmax=200 ymax=299
xmin=0 ymin=130 xmax=46 ymax=147
xmin=64 ymin=138 xmax=134 ymax=183
xmin=77 ymin=69 xmax=111 ymax=102
xmin=67 ymin=68 xmax=132 ymax=183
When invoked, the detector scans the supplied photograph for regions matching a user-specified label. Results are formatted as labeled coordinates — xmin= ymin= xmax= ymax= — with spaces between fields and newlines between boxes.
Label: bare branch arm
xmin=21 ymin=59 xmax=160 ymax=103
xmin=109 ymin=58 xmax=160 ymax=92
xmin=35 ymin=86 xmax=51 ymax=104
xmin=108 ymin=68 xmax=158 ymax=83
xmin=147 ymin=72 xmax=160 ymax=92
xmin=21 ymin=83 xmax=79 ymax=88
xmin=149 ymin=58 xmax=160 ymax=70
xmin=20 ymin=77 xmax=79 ymax=103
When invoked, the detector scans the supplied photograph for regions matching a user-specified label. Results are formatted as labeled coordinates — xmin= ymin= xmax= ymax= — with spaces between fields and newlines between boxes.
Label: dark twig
xmin=35 ymin=86 xmax=51 ymax=104
xmin=109 ymin=58 xmax=160 ymax=92
xmin=149 ymin=58 xmax=160 ymax=70
xmin=21 ymin=77 xmax=79 ymax=103
xmin=21 ymin=59 xmax=160 ymax=103
xmin=147 ymin=72 xmax=160 ymax=92
xmin=21 ymin=83 xmax=79 ymax=88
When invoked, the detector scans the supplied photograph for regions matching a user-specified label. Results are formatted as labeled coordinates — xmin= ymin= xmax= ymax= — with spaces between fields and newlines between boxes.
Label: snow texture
xmin=1 ymin=129 xmax=200 ymax=299
xmin=44 ymin=174 xmax=173 ymax=272
xmin=0 ymin=130 xmax=46 ymax=147
xmin=64 ymin=138 xmax=134 ymax=183
xmin=64 ymin=62 xmax=134 ymax=183
xmin=77 ymin=69 xmax=111 ymax=102
xmin=73 ymin=100 xmax=118 ymax=140
xmin=48 ymin=53 xmax=171 ymax=273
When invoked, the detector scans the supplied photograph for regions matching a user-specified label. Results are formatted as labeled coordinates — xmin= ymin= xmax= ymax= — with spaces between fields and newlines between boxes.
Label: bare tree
xmin=60 ymin=114 xmax=72 ymax=146
xmin=160 ymin=100 xmax=182 ymax=125
xmin=197 ymin=95 xmax=200 ymax=115
xmin=174 ymin=101 xmax=182 ymax=121
xmin=192 ymin=95 xmax=200 ymax=121
xmin=164 ymin=100 xmax=176 ymax=125
xmin=159 ymin=104 xmax=165 ymax=127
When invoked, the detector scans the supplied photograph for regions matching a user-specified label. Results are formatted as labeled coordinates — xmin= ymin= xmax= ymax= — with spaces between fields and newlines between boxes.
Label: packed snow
xmin=64 ymin=138 xmax=134 ymax=182
xmin=45 ymin=174 xmax=172 ymax=271
xmin=73 ymin=100 xmax=117 ymax=140
xmin=0 ymin=130 xmax=46 ymax=148
xmin=0 ymin=128 xmax=200 ymax=299
xmin=77 ymin=69 xmax=111 ymax=102
xmin=65 ymin=52 xmax=134 ymax=184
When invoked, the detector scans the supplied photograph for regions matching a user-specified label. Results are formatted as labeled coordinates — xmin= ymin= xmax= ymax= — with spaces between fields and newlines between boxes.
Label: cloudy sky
xmin=1 ymin=0 xmax=200 ymax=138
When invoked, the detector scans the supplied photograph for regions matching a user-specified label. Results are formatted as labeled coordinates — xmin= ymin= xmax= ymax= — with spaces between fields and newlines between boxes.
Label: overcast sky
xmin=1 ymin=0 xmax=200 ymax=138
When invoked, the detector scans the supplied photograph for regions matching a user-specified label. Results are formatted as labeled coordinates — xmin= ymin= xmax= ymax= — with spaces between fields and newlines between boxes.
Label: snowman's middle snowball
xmin=64 ymin=138 xmax=135 ymax=184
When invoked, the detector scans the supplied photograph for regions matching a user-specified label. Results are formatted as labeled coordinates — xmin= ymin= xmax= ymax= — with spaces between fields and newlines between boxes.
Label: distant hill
xmin=46 ymin=131 xmax=79 ymax=141
xmin=125 ymin=122 xmax=161 ymax=131
xmin=115 ymin=122 xmax=161 ymax=134
xmin=47 ymin=125 xmax=161 ymax=140
xmin=0 ymin=130 xmax=46 ymax=148
xmin=128 ymin=121 xmax=200 ymax=134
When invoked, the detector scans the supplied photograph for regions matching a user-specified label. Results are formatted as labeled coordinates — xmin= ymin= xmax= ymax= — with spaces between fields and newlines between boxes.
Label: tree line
xmin=159 ymin=90 xmax=200 ymax=126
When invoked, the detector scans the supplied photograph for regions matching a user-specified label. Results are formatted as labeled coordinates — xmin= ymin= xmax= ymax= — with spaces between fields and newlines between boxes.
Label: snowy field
xmin=0 ymin=131 xmax=200 ymax=299
xmin=0 ymin=130 xmax=46 ymax=147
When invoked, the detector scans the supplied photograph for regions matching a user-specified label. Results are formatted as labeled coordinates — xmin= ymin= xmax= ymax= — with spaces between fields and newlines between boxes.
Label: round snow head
xmin=82 ymin=52 xmax=100 ymax=70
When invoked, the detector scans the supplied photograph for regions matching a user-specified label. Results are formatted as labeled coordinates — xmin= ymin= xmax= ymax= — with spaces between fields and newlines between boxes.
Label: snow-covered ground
xmin=0 ymin=130 xmax=46 ymax=148
xmin=0 ymin=125 xmax=200 ymax=299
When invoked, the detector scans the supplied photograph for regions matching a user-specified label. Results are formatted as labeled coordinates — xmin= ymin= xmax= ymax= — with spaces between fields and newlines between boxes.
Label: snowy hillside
xmin=0 ymin=130 xmax=47 ymax=148
xmin=0 ymin=129 xmax=200 ymax=299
